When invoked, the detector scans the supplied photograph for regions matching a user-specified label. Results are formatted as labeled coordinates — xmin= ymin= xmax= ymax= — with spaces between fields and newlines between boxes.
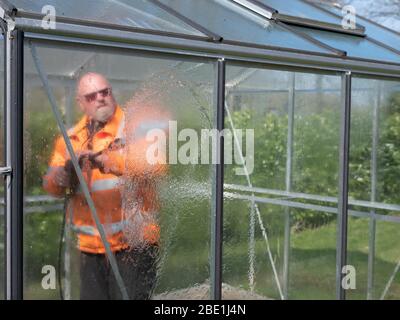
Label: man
xmin=43 ymin=72 xmax=168 ymax=300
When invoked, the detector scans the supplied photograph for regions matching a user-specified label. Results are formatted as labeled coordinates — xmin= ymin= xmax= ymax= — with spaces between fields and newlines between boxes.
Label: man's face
xmin=77 ymin=74 xmax=116 ymax=123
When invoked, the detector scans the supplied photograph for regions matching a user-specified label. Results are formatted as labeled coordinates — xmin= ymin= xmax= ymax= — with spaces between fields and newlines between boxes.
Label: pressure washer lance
xmin=64 ymin=138 xmax=125 ymax=192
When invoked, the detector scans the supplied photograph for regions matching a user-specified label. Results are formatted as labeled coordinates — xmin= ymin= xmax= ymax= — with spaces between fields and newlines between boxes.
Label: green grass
xmin=219 ymin=217 xmax=400 ymax=300
xmin=8 ymin=213 xmax=400 ymax=300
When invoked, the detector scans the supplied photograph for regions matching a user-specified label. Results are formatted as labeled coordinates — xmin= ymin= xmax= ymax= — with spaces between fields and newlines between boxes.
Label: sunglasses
xmin=83 ymin=87 xmax=112 ymax=103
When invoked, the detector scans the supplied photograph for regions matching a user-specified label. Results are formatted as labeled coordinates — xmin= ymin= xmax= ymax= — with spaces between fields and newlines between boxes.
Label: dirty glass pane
xmin=158 ymin=0 xmax=332 ymax=54
xmin=0 ymin=34 xmax=4 ymax=300
xmin=224 ymin=64 xmax=341 ymax=299
xmin=348 ymin=77 xmax=400 ymax=300
xmin=23 ymin=41 xmax=215 ymax=299
xmin=10 ymin=0 xmax=205 ymax=37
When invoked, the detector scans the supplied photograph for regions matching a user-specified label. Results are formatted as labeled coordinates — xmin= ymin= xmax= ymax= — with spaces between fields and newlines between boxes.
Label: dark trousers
xmin=79 ymin=246 xmax=159 ymax=300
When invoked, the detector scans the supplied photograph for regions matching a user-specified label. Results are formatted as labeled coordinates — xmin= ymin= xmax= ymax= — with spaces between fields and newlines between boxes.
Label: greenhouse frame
xmin=0 ymin=0 xmax=400 ymax=300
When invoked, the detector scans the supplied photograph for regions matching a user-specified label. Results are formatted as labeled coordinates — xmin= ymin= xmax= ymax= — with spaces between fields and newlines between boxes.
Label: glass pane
xmin=348 ymin=77 xmax=400 ymax=300
xmin=373 ymin=220 xmax=400 ymax=300
xmin=158 ymin=0 xmax=333 ymax=54
xmin=291 ymin=25 xmax=400 ymax=64
xmin=289 ymin=209 xmax=337 ymax=299
xmin=0 ymin=34 xmax=4 ymax=300
xmin=292 ymin=73 xmax=341 ymax=196
xmin=10 ymin=0 xmax=205 ymax=37
xmin=225 ymin=67 xmax=290 ymax=189
xmin=224 ymin=64 xmax=341 ymax=299
xmin=223 ymin=199 xmax=284 ymax=300
xmin=346 ymin=216 xmax=370 ymax=300
xmin=356 ymin=16 xmax=400 ymax=51
xmin=24 ymin=41 xmax=215 ymax=299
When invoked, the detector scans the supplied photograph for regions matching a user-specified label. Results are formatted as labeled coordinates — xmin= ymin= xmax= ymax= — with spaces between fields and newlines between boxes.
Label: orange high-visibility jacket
xmin=43 ymin=105 xmax=168 ymax=254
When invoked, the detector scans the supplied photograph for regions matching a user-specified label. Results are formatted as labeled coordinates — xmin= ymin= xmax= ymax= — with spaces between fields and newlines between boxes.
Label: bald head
xmin=76 ymin=72 xmax=117 ymax=123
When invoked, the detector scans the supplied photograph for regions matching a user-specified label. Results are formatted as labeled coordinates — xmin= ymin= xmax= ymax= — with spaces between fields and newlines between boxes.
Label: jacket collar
xmin=69 ymin=105 xmax=123 ymax=142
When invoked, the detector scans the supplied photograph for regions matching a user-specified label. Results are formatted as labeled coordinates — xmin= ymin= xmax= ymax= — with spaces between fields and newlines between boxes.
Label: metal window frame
xmin=5 ymin=28 xmax=23 ymax=300
xmin=14 ymin=15 xmax=344 ymax=60
xmin=0 ymin=0 xmax=16 ymax=17
xmin=231 ymin=0 xmax=400 ymax=65
xmin=274 ymin=13 xmax=365 ymax=36
xmin=8 ymin=0 xmax=220 ymax=41
xmin=4 ymin=0 xmax=400 ymax=69
xmin=298 ymin=0 xmax=366 ymax=35
xmin=230 ymin=0 xmax=365 ymax=36
xmin=210 ymin=59 xmax=225 ymax=300
xmin=278 ymin=22 xmax=400 ymax=67
xmin=366 ymin=36 xmax=400 ymax=57
xmin=148 ymin=0 xmax=223 ymax=42
xmin=21 ymin=30 xmax=400 ymax=79
xmin=336 ymin=71 xmax=352 ymax=300
xmin=1 ymin=8 xmax=400 ymax=300
xmin=276 ymin=20 xmax=347 ymax=56
xmin=230 ymin=0 xmax=275 ymax=19
xmin=224 ymin=61 xmax=354 ymax=300
xmin=15 ymin=10 xmax=210 ymax=43
xmin=0 ymin=18 xmax=7 ymax=301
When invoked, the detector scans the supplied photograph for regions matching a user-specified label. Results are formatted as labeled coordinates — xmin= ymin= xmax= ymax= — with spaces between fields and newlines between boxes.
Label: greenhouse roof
xmin=1 ymin=0 xmax=400 ymax=69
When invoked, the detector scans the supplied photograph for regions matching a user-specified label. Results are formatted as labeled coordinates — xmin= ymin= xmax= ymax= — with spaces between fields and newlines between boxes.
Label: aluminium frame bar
xmin=15 ymin=10 xmax=209 ymax=43
xmin=300 ymin=0 xmax=366 ymax=33
xmin=210 ymin=59 xmax=225 ymax=300
xmin=230 ymin=0 xmax=275 ymax=19
xmin=9 ymin=187 xmax=400 ymax=222
xmin=6 ymin=28 xmax=23 ymax=300
xmin=274 ymin=13 xmax=365 ymax=36
xmin=148 ymin=0 xmax=222 ymax=42
xmin=276 ymin=21 xmax=347 ymax=56
xmin=0 ymin=20 xmax=6 ymax=300
xmin=6 ymin=24 xmax=400 ymax=300
xmin=248 ymin=200 xmax=255 ymax=293
xmin=224 ymin=192 xmax=400 ymax=224
xmin=15 ymin=189 xmax=400 ymax=224
xmin=336 ymin=71 xmax=352 ymax=300
xmin=225 ymin=184 xmax=400 ymax=213
xmin=21 ymin=30 xmax=400 ymax=79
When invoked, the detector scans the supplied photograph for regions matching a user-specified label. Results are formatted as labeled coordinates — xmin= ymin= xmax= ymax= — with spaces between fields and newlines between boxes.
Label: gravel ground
xmin=153 ymin=282 xmax=270 ymax=300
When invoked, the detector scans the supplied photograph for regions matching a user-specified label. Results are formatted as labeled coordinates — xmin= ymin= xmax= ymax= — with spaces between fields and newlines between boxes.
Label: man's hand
xmin=92 ymin=153 xmax=123 ymax=176
xmin=53 ymin=166 xmax=71 ymax=188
